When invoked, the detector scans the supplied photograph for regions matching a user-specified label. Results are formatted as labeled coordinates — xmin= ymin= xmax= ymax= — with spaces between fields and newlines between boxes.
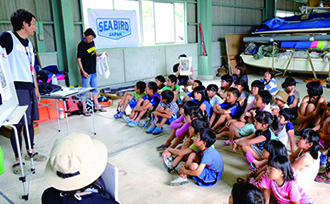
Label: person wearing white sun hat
xmin=41 ymin=133 xmax=119 ymax=204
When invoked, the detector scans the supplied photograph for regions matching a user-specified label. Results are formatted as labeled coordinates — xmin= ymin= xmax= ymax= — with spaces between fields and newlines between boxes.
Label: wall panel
xmin=187 ymin=3 xmax=196 ymax=22
xmin=97 ymin=49 xmax=125 ymax=87
xmin=124 ymin=47 xmax=166 ymax=81
xmin=37 ymin=0 xmax=53 ymax=21
xmin=212 ymin=6 xmax=235 ymax=24
xmin=236 ymin=9 xmax=262 ymax=24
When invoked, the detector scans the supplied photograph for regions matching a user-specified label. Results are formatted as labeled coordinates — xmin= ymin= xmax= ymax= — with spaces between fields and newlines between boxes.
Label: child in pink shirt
xmin=259 ymin=156 xmax=313 ymax=204
xmin=156 ymin=101 xmax=198 ymax=151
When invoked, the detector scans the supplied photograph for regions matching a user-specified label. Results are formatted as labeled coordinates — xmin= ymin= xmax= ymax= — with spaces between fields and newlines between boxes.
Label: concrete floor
xmin=0 ymin=73 xmax=330 ymax=204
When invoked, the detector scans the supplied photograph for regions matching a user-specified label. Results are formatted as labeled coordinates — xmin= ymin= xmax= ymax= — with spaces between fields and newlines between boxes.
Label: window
xmin=276 ymin=10 xmax=295 ymax=18
xmin=142 ymin=1 xmax=185 ymax=45
xmin=154 ymin=3 xmax=175 ymax=43
xmin=174 ymin=3 xmax=184 ymax=43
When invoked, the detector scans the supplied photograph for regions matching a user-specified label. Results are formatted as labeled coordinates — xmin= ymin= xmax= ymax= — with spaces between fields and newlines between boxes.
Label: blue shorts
xmin=81 ymin=73 xmax=98 ymax=98
xmin=192 ymin=168 xmax=222 ymax=187
xmin=128 ymin=97 xmax=137 ymax=109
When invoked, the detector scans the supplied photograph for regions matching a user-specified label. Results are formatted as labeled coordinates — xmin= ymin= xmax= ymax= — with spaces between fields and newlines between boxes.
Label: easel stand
xmin=2 ymin=105 xmax=35 ymax=201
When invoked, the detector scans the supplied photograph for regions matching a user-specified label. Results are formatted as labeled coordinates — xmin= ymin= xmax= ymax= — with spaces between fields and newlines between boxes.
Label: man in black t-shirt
xmin=173 ymin=54 xmax=194 ymax=93
xmin=77 ymin=28 xmax=107 ymax=116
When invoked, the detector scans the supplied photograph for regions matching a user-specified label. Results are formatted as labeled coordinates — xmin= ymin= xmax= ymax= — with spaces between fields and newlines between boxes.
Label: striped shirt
xmin=261 ymin=78 xmax=278 ymax=95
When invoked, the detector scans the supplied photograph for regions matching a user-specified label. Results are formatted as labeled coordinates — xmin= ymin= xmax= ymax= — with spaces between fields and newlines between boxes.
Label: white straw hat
xmin=44 ymin=133 xmax=107 ymax=191
xmin=275 ymin=90 xmax=289 ymax=103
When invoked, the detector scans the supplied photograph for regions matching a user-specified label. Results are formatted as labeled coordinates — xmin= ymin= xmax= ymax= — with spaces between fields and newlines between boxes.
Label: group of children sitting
xmin=112 ymin=62 xmax=330 ymax=204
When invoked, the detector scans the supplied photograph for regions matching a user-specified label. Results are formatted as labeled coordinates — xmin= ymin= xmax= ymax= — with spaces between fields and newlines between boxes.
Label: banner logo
xmin=96 ymin=18 xmax=131 ymax=40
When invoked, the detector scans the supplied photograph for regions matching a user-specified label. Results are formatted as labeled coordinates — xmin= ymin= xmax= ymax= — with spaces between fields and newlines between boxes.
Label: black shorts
xmin=177 ymin=77 xmax=189 ymax=86
xmin=16 ymin=88 xmax=39 ymax=125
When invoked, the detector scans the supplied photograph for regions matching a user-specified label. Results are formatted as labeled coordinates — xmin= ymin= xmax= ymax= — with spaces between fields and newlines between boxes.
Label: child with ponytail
xmin=233 ymin=111 xmax=276 ymax=163
xmin=156 ymin=101 xmax=198 ymax=151
xmin=289 ymin=128 xmax=320 ymax=190
xmin=193 ymin=85 xmax=212 ymax=116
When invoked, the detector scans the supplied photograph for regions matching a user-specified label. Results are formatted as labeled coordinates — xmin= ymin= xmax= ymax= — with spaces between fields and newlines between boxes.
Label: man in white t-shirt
xmin=0 ymin=9 xmax=46 ymax=174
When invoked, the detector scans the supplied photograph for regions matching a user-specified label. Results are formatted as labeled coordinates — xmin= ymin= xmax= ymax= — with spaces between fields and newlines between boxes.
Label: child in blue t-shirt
xmin=210 ymin=87 xmax=243 ymax=131
xmin=125 ymin=81 xmax=161 ymax=127
xmin=170 ymin=128 xmax=224 ymax=187
xmin=193 ymin=85 xmax=212 ymax=116
xmin=182 ymin=80 xmax=202 ymax=104
xmin=220 ymin=80 xmax=265 ymax=143
xmin=146 ymin=90 xmax=179 ymax=135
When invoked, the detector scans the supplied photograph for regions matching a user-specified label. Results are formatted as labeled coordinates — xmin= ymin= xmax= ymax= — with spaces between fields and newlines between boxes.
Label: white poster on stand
xmin=87 ymin=9 xmax=140 ymax=48
xmin=0 ymin=48 xmax=12 ymax=101
xmin=179 ymin=57 xmax=193 ymax=76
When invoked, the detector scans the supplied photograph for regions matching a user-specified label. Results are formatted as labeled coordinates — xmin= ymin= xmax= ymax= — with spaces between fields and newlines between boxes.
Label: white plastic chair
xmin=97 ymin=162 xmax=119 ymax=203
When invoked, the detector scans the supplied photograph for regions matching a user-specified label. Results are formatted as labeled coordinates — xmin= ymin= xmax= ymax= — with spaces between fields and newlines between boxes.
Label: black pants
xmin=10 ymin=123 xmax=34 ymax=158
xmin=10 ymin=88 xmax=38 ymax=158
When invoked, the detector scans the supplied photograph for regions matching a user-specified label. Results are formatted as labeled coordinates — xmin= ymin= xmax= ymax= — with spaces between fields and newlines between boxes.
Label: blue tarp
xmin=264 ymin=18 xmax=287 ymax=29
xmin=255 ymin=13 xmax=330 ymax=33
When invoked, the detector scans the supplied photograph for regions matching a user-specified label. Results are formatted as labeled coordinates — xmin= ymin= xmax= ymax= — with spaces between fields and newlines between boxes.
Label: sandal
xmin=248 ymin=162 xmax=256 ymax=171
xmin=315 ymin=172 xmax=330 ymax=183
xmin=116 ymin=106 xmax=122 ymax=114
xmin=327 ymin=82 xmax=330 ymax=89
xmin=223 ymin=140 xmax=232 ymax=146
xmin=12 ymin=162 xmax=25 ymax=174
xmin=83 ymin=111 xmax=91 ymax=117
xmin=113 ymin=111 xmax=125 ymax=119
xmin=182 ymin=88 xmax=189 ymax=93
xmin=25 ymin=152 xmax=47 ymax=162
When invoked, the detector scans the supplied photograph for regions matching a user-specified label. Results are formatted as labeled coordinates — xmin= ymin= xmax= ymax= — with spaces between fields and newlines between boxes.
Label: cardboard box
xmin=0 ymin=122 xmax=40 ymax=139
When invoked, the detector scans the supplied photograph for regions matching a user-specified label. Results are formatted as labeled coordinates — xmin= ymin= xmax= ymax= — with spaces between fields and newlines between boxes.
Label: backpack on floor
xmin=66 ymin=96 xmax=82 ymax=116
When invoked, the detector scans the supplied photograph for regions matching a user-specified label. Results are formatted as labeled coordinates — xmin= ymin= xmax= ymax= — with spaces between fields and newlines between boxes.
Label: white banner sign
xmin=87 ymin=9 xmax=140 ymax=48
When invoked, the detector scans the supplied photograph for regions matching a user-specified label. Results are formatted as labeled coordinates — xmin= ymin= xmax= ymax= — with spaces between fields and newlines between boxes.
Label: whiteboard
xmin=0 ymin=46 xmax=19 ymax=126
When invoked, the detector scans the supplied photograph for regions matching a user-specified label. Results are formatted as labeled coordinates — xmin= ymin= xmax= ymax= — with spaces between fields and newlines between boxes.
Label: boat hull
xmin=240 ymin=54 xmax=330 ymax=75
